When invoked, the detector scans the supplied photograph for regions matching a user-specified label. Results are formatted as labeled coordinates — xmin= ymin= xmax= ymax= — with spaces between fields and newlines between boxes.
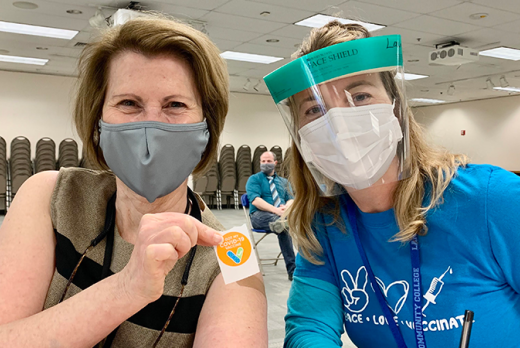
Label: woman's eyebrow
xmin=345 ymin=80 xmax=376 ymax=90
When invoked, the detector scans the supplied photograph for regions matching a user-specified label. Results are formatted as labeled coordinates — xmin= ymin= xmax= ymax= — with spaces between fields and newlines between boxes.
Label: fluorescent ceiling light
xmin=295 ymin=14 xmax=385 ymax=32
xmin=396 ymin=72 xmax=429 ymax=80
xmin=0 ymin=54 xmax=48 ymax=65
xmin=0 ymin=20 xmax=78 ymax=40
xmin=220 ymin=51 xmax=283 ymax=64
xmin=493 ymin=86 xmax=520 ymax=93
xmin=479 ymin=47 xmax=520 ymax=61
xmin=410 ymin=98 xmax=445 ymax=104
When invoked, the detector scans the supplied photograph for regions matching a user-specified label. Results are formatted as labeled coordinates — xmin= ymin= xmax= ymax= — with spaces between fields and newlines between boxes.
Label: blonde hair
xmin=286 ymin=21 xmax=468 ymax=264
xmin=74 ymin=15 xmax=229 ymax=176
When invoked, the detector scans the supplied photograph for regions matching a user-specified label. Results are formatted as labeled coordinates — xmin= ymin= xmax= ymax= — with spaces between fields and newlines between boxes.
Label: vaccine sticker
xmin=215 ymin=224 xmax=260 ymax=284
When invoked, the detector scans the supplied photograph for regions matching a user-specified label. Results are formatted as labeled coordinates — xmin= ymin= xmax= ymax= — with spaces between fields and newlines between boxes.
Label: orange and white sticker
xmin=214 ymin=224 xmax=260 ymax=284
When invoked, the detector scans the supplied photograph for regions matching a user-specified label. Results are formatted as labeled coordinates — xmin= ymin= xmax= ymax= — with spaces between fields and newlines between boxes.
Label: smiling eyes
xmin=117 ymin=99 xmax=187 ymax=110
xmin=304 ymin=93 xmax=373 ymax=117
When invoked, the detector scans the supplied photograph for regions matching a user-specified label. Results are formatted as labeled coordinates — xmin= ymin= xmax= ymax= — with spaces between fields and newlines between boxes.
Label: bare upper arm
xmin=0 ymin=171 xmax=59 ymax=324
xmin=193 ymin=273 xmax=267 ymax=348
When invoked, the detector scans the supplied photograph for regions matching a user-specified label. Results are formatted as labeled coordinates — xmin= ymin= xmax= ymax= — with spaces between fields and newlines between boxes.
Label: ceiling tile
xmin=470 ymin=0 xmax=520 ymax=14
xmin=210 ymin=38 xmax=243 ymax=51
xmin=199 ymin=11 xmax=286 ymax=34
xmin=230 ymin=42 xmax=294 ymax=58
xmin=0 ymin=7 xmax=88 ymax=31
xmin=268 ymin=24 xmax=313 ymax=40
xmin=429 ymin=2 xmax=520 ymax=27
xmin=336 ymin=1 xmax=420 ymax=26
xmin=206 ymin=25 xmax=263 ymax=42
xmin=213 ymin=0 xmax=315 ymax=24
xmin=354 ymin=0 xmax=464 ymax=14
xmin=142 ymin=2 xmax=209 ymax=20
xmin=244 ymin=0 xmax=346 ymax=12
xmin=374 ymin=26 xmax=445 ymax=45
xmin=494 ymin=18 xmax=520 ymax=33
xmin=142 ymin=0 xmax=231 ymax=11
xmin=248 ymin=35 xmax=302 ymax=53
xmin=393 ymin=15 xmax=481 ymax=36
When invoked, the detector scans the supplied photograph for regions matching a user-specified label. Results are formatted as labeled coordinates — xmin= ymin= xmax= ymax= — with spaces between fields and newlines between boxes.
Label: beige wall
xmin=413 ymin=95 xmax=520 ymax=171
xmin=0 ymin=70 xmax=78 ymax=157
xmin=0 ymin=70 xmax=289 ymax=159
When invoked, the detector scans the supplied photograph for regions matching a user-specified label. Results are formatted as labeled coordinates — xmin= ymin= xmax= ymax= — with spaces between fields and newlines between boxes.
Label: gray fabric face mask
xmin=260 ymin=163 xmax=276 ymax=174
xmin=99 ymin=120 xmax=209 ymax=203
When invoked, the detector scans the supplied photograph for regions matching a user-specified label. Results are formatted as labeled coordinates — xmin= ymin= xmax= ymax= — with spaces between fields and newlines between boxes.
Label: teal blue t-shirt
xmin=246 ymin=172 xmax=292 ymax=214
xmin=286 ymin=164 xmax=520 ymax=348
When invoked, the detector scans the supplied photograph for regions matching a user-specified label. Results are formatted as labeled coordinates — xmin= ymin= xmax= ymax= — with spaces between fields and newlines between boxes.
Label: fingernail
xmin=214 ymin=233 xmax=223 ymax=244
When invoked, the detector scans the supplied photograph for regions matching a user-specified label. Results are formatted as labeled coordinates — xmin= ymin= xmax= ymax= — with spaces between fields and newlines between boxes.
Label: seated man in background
xmin=246 ymin=151 xmax=296 ymax=281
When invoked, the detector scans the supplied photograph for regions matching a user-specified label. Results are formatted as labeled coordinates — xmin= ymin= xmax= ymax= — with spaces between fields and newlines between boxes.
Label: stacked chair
xmin=192 ymin=174 xmax=208 ymax=196
xmin=236 ymin=145 xmax=252 ymax=200
xmin=270 ymin=145 xmax=283 ymax=175
xmin=57 ymin=138 xmax=79 ymax=168
xmin=0 ymin=137 xmax=6 ymax=213
xmin=218 ymin=144 xmax=238 ymax=209
xmin=10 ymin=136 xmax=32 ymax=200
xmin=34 ymin=137 xmax=56 ymax=173
xmin=201 ymin=159 xmax=219 ymax=209
xmin=252 ymin=145 xmax=268 ymax=174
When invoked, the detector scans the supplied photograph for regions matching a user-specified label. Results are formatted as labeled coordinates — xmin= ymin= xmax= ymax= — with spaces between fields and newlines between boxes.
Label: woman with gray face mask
xmin=0 ymin=15 xmax=266 ymax=348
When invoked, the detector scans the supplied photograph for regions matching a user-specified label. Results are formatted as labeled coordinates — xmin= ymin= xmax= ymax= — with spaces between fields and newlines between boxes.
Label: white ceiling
xmin=1 ymin=0 xmax=520 ymax=106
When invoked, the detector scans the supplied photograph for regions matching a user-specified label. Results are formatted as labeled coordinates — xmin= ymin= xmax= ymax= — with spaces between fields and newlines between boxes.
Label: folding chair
xmin=241 ymin=194 xmax=283 ymax=275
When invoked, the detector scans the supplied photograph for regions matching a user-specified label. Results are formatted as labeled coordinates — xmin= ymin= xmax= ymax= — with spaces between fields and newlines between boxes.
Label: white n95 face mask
xmin=298 ymin=104 xmax=403 ymax=191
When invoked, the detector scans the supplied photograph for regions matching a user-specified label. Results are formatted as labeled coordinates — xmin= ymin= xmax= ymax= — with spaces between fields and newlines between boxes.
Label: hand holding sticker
xmin=215 ymin=225 xmax=260 ymax=284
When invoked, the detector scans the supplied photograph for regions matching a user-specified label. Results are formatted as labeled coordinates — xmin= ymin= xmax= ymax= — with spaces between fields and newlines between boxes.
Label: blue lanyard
xmin=344 ymin=195 xmax=427 ymax=348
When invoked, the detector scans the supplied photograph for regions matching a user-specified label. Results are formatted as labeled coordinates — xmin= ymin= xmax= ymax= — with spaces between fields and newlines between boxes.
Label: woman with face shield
xmin=265 ymin=21 xmax=520 ymax=348
xmin=0 ymin=16 xmax=266 ymax=348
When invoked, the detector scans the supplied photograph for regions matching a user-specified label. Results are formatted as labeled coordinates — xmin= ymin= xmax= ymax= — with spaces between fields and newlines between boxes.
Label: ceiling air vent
xmin=74 ymin=42 xmax=87 ymax=47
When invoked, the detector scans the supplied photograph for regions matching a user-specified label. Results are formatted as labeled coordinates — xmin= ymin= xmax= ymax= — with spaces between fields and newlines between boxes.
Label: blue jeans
xmin=250 ymin=210 xmax=296 ymax=276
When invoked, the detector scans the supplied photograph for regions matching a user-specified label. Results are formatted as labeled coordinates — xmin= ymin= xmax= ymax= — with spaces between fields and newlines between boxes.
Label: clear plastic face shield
xmin=264 ymin=35 xmax=410 ymax=196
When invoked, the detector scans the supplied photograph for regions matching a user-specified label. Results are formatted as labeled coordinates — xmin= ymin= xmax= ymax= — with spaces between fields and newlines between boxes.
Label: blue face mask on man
xmin=99 ymin=119 xmax=209 ymax=203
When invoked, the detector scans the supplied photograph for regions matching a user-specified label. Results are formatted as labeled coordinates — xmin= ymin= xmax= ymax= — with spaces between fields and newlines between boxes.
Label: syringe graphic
xmin=422 ymin=266 xmax=452 ymax=316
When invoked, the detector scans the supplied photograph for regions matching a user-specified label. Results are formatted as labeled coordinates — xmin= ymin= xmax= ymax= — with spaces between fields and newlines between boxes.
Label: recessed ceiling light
xmin=479 ymin=47 xmax=520 ymax=61
xmin=260 ymin=11 xmax=271 ymax=16
xmin=66 ymin=9 xmax=83 ymax=15
xmin=410 ymin=98 xmax=445 ymax=104
xmin=0 ymin=20 xmax=78 ymax=40
xmin=220 ymin=51 xmax=283 ymax=64
xmin=493 ymin=86 xmax=520 ymax=93
xmin=295 ymin=14 xmax=385 ymax=32
xmin=0 ymin=54 xmax=48 ymax=65
xmin=12 ymin=1 xmax=38 ymax=9
xmin=396 ymin=72 xmax=429 ymax=80
xmin=469 ymin=13 xmax=488 ymax=20
xmin=266 ymin=39 xmax=280 ymax=43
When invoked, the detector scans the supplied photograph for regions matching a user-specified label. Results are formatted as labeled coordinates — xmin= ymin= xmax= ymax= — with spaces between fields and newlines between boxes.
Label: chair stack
xmin=0 ymin=137 xmax=6 ymax=212
xmin=218 ymin=144 xmax=237 ymax=209
xmin=58 ymin=139 xmax=79 ymax=168
xmin=270 ymin=145 xmax=283 ymax=175
xmin=10 ymin=136 xmax=32 ymax=199
xmin=236 ymin=145 xmax=252 ymax=197
xmin=34 ymin=137 xmax=56 ymax=173
xmin=252 ymin=145 xmax=268 ymax=174
xmin=201 ymin=159 xmax=219 ymax=209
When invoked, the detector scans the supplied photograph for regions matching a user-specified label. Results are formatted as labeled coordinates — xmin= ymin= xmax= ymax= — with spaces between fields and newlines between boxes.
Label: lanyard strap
xmin=344 ymin=195 xmax=427 ymax=348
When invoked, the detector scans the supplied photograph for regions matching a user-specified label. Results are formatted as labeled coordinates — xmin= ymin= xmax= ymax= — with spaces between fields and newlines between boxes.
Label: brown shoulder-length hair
xmin=74 ymin=15 xmax=229 ymax=176
xmin=286 ymin=21 xmax=468 ymax=264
